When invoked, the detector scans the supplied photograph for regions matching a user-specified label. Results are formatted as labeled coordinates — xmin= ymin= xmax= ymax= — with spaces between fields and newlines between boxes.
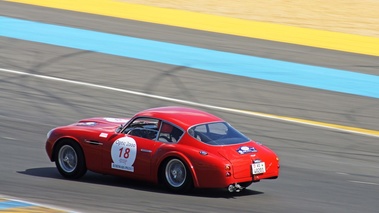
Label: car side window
xmin=157 ymin=122 xmax=183 ymax=143
xmin=123 ymin=117 xmax=159 ymax=140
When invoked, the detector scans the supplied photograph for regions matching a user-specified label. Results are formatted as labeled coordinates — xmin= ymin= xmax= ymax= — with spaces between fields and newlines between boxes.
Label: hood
xmin=71 ymin=117 xmax=130 ymax=131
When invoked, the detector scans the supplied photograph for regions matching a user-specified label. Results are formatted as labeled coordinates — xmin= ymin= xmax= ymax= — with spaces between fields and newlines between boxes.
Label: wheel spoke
xmin=165 ymin=159 xmax=186 ymax=188
xmin=58 ymin=145 xmax=78 ymax=173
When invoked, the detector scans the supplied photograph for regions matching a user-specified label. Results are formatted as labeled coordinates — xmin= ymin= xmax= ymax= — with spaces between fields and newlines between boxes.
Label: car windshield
xmin=188 ymin=122 xmax=250 ymax=145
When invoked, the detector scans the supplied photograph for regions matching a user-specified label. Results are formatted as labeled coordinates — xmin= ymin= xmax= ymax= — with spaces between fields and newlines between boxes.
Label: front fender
xmin=48 ymin=135 xmax=82 ymax=162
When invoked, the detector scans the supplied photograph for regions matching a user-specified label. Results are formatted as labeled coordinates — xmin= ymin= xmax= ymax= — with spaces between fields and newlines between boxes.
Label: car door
xmin=102 ymin=117 xmax=160 ymax=178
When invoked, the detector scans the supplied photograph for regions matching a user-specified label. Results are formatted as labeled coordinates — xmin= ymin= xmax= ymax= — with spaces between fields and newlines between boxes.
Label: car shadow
xmin=18 ymin=167 xmax=263 ymax=198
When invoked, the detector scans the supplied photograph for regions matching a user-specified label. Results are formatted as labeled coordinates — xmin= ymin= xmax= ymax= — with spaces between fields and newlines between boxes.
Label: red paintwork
xmin=46 ymin=106 xmax=279 ymax=189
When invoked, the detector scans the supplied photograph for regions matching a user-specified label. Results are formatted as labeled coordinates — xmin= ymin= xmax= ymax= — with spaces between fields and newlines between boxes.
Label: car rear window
xmin=188 ymin=122 xmax=250 ymax=145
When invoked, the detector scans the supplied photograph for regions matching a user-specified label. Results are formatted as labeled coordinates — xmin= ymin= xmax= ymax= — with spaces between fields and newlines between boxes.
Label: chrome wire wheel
xmin=58 ymin=144 xmax=77 ymax=173
xmin=54 ymin=140 xmax=86 ymax=179
xmin=165 ymin=159 xmax=187 ymax=188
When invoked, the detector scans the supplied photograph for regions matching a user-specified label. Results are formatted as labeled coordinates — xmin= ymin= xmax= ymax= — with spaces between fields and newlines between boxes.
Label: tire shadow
xmin=18 ymin=167 xmax=263 ymax=198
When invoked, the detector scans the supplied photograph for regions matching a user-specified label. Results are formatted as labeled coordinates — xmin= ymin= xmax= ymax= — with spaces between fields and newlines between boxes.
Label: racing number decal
xmin=120 ymin=147 xmax=130 ymax=158
xmin=111 ymin=137 xmax=137 ymax=172
xmin=104 ymin=117 xmax=129 ymax=123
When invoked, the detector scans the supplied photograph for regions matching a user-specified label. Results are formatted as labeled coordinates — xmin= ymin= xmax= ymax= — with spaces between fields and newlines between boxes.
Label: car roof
xmin=134 ymin=106 xmax=223 ymax=129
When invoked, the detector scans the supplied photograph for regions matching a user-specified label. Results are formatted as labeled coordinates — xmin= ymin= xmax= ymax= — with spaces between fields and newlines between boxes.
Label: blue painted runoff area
xmin=1 ymin=16 xmax=379 ymax=99
xmin=0 ymin=200 xmax=34 ymax=210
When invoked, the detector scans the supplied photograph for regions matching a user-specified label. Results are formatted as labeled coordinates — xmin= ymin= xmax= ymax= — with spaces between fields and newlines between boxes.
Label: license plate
xmin=252 ymin=162 xmax=266 ymax=174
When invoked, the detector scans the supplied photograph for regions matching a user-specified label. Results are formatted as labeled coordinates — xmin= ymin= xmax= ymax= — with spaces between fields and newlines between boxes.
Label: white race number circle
xmin=111 ymin=137 xmax=137 ymax=172
xmin=104 ymin=117 xmax=129 ymax=123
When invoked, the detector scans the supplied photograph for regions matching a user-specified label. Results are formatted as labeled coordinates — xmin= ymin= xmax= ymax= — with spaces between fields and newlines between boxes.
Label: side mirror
xmin=116 ymin=124 xmax=124 ymax=133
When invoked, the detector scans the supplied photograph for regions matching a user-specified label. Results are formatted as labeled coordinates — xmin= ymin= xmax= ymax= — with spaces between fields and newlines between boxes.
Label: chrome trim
xmin=84 ymin=139 xmax=103 ymax=145
xmin=199 ymin=150 xmax=208 ymax=155
xmin=140 ymin=149 xmax=152 ymax=153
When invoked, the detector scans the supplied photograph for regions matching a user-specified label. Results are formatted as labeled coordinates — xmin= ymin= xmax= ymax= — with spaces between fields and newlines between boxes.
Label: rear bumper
xmin=193 ymin=162 xmax=279 ymax=189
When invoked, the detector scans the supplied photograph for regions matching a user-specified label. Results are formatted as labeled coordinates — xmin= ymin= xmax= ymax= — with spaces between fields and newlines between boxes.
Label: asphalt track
xmin=0 ymin=1 xmax=379 ymax=213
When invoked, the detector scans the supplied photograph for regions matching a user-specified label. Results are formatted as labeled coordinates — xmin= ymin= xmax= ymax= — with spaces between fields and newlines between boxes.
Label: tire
xmin=161 ymin=158 xmax=193 ymax=193
xmin=54 ymin=140 xmax=87 ymax=179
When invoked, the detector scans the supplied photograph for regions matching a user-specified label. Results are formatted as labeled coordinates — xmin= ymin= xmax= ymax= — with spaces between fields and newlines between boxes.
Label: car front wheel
xmin=55 ymin=140 xmax=87 ymax=179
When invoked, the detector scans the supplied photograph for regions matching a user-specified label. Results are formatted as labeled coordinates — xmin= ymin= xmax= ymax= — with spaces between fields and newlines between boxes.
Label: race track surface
xmin=1 ymin=1 xmax=379 ymax=212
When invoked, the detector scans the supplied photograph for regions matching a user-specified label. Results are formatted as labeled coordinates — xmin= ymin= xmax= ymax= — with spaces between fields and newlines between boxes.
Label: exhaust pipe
xmin=227 ymin=183 xmax=244 ymax=192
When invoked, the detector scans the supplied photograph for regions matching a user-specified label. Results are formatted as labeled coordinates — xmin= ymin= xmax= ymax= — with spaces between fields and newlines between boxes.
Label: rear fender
xmin=154 ymin=151 xmax=200 ymax=188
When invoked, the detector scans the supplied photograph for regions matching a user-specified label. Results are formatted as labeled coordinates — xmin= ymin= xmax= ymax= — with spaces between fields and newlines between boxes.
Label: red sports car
xmin=46 ymin=106 xmax=279 ymax=192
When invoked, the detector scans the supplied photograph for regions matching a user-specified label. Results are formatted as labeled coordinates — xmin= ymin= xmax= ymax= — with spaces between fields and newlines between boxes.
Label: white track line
xmin=1 ymin=67 xmax=378 ymax=138
xmin=348 ymin=180 xmax=379 ymax=186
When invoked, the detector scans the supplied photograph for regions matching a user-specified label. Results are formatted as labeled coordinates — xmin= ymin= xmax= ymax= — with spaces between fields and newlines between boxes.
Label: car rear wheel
xmin=55 ymin=140 xmax=87 ymax=179
xmin=161 ymin=158 xmax=192 ymax=192
xmin=161 ymin=158 xmax=192 ymax=193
